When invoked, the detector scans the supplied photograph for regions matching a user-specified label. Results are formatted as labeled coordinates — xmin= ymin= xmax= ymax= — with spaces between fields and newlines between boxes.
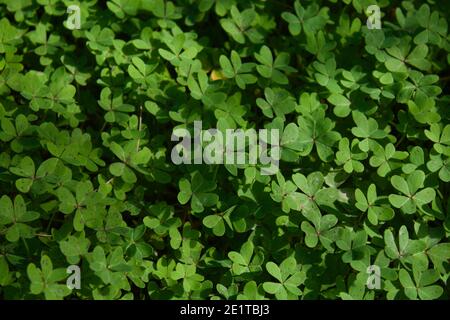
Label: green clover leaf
xmin=0 ymin=194 xmax=39 ymax=242
xmin=177 ymin=171 xmax=219 ymax=213
xmin=388 ymin=171 xmax=436 ymax=214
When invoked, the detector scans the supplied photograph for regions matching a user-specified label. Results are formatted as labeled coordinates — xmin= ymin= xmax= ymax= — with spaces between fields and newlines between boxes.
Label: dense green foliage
xmin=0 ymin=0 xmax=449 ymax=300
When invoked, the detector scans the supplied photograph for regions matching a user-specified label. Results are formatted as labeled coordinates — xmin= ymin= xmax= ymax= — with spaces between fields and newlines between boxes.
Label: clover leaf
xmin=425 ymin=124 xmax=450 ymax=155
xmin=336 ymin=229 xmax=369 ymax=264
xmin=335 ymin=138 xmax=367 ymax=173
xmin=290 ymin=171 xmax=338 ymax=215
xmin=177 ymin=171 xmax=219 ymax=213
xmin=427 ymin=151 xmax=450 ymax=182
xmin=281 ymin=1 xmax=329 ymax=36
xmin=355 ymin=184 xmax=394 ymax=225
xmin=370 ymin=143 xmax=408 ymax=177
xmin=256 ymin=87 xmax=296 ymax=119
xmin=0 ymin=194 xmax=39 ymax=242
xmin=89 ymin=246 xmax=132 ymax=286
xmin=59 ymin=233 xmax=90 ymax=265
xmin=56 ymin=181 xmax=104 ymax=231
xmin=301 ymin=212 xmax=338 ymax=252
xmin=263 ymin=257 xmax=305 ymax=300
xmin=296 ymin=109 xmax=341 ymax=162
xmin=384 ymin=225 xmax=426 ymax=267
xmin=228 ymin=240 xmax=263 ymax=275
xmin=351 ymin=111 xmax=387 ymax=152
xmin=384 ymin=42 xmax=431 ymax=73
xmin=219 ymin=50 xmax=257 ymax=89
xmin=399 ymin=267 xmax=443 ymax=300
xmin=220 ymin=6 xmax=263 ymax=44
xmin=27 ymin=255 xmax=71 ymax=300
xmin=388 ymin=171 xmax=436 ymax=214
xmin=254 ymin=45 xmax=296 ymax=85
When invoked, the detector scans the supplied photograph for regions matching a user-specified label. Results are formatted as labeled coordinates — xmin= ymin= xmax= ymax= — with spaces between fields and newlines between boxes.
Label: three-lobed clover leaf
xmin=402 ymin=146 xmax=425 ymax=174
xmin=27 ymin=255 xmax=71 ymax=300
xmin=59 ymin=233 xmax=90 ymax=265
xmin=0 ymin=194 xmax=39 ymax=242
xmin=355 ymin=184 xmax=394 ymax=225
xmin=263 ymin=257 xmax=305 ymax=300
xmin=56 ymin=181 xmax=104 ymax=232
xmin=9 ymin=156 xmax=36 ymax=193
xmin=301 ymin=211 xmax=338 ymax=252
xmin=384 ymin=225 xmax=426 ymax=267
xmin=427 ymin=151 xmax=450 ymax=182
xmin=281 ymin=1 xmax=329 ymax=36
xmin=220 ymin=6 xmax=263 ymax=44
xmin=398 ymin=70 xmax=442 ymax=103
xmin=370 ymin=143 xmax=408 ymax=177
xmin=219 ymin=50 xmax=257 ymax=89
xmin=0 ymin=114 xmax=33 ymax=153
xmin=177 ymin=171 xmax=219 ymax=213
xmin=413 ymin=4 xmax=447 ymax=45
xmin=384 ymin=41 xmax=431 ymax=73
xmin=335 ymin=138 xmax=367 ymax=173
xmin=187 ymin=70 xmax=227 ymax=106
xmin=270 ymin=172 xmax=299 ymax=213
xmin=290 ymin=171 xmax=338 ymax=215
xmin=171 ymin=262 xmax=205 ymax=292
xmin=159 ymin=33 xmax=198 ymax=67
xmin=89 ymin=245 xmax=132 ymax=285
xmin=351 ymin=111 xmax=387 ymax=152
xmin=296 ymin=109 xmax=341 ymax=162
xmin=228 ymin=240 xmax=264 ymax=275
xmin=425 ymin=124 xmax=450 ymax=156
xmin=388 ymin=171 xmax=436 ymax=214
xmin=254 ymin=45 xmax=296 ymax=85
xmin=280 ymin=121 xmax=308 ymax=162
xmin=256 ymin=87 xmax=296 ymax=119
xmin=327 ymin=93 xmax=351 ymax=118
xmin=312 ymin=58 xmax=340 ymax=91
xmin=336 ymin=229 xmax=369 ymax=264
xmin=143 ymin=202 xmax=182 ymax=249
xmin=399 ymin=267 xmax=443 ymax=300
xmin=214 ymin=93 xmax=247 ymax=131
xmin=109 ymin=141 xmax=152 ymax=184
xmin=203 ymin=207 xmax=232 ymax=237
